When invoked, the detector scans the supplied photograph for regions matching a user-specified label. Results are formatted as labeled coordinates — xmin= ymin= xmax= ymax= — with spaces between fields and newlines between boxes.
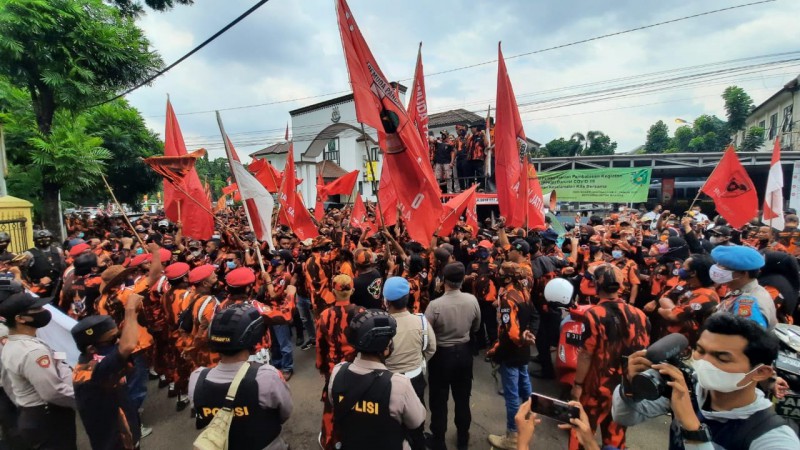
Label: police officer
xmin=424 ymin=262 xmax=481 ymax=450
xmin=189 ymin=303 xmax=292 ymax=450
xmin=0 ymin=279 xmax=26 ymax=450
xmin=329 ymin=309 xmax=426 ymax=450
xmin=24 ymin=230 xmax=65 ymax=297
xmin=0 ymin=292 xmax=76 ymax=450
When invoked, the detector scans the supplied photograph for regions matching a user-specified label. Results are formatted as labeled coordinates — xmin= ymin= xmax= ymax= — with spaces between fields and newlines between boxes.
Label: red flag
xmin=377 ymin=168 xmax=397 ymax=227
xmin=495 ymin=43 xmax=526 ymax=227
xmin=407 ymin=42 xmax=429 ymax=145
xmin=336 ymin=0 xmax=441 ymax=244
xmin=279 ymin=146 xmax=319 ymax=241
xmin=221 ymin=183 xmax=238 ymax=196
xmin=350 ymin=195 xmax=367 ymax=229
xmin=249 ymin=158 xmax=283 ymax=193
xmin=161 ymin=100 xmax=213 ymax=239
xmin=465 ymin=189 xmax=479 ymax=231
xmin=700 ymin=145 xmax=758 ymax=228
xmin=322 ymin=170 xmax=359 ymax=197
xmin=438 ymin=185 xmax=478 ymax=236
xmin=521 ymin=158 xmax=546 ymax=229
xmin=763 ymin=137 xmax=785 ymax=230
xmin=143 ymin=149 xmax=207 ymax=185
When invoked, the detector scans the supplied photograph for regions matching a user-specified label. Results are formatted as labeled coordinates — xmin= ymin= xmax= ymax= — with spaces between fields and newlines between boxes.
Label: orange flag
xmin=438 ymin=185 xmax=478 ymax=236
xmin=279 ymin=147 xmax=319 ymax=240
xmin=700 ymin=145 xmax=758 ymax=228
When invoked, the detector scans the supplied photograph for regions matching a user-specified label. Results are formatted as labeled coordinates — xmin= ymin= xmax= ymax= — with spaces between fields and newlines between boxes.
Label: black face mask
xmin=0 ymin=243 xmax=8 ymax=252
xmin=23 ymin=309 xmax=51 ymax=328
xmin=35 ymin=239 xmax=51 ymax=249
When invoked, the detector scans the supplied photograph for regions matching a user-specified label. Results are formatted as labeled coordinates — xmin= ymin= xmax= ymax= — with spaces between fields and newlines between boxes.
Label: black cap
xmin=0 ymin=279 xmax=24 ymax=303
xmin=347 ymin=309 xmax=397 ymax=354
xmin=208 ymin=303 xmax=266 ymax=353
xmin=511 ymin=239 xmax=531 ymax=255
xmin=0 ymin=292 xmax=50 ymax=323
xmin=708 ymin=226 xmax=732 ymax=238
xmin=71 ymin=315 xmax=117 ymax=352
xmin=442 ymin=262 xmax=466 ymax=283
xmin=73 ymin=253 xmax=98 ymax=277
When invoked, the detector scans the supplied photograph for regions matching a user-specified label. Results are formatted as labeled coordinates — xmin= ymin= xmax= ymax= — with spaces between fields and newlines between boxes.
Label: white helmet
xmin=544 ymin=278 xmax=573 ymax=306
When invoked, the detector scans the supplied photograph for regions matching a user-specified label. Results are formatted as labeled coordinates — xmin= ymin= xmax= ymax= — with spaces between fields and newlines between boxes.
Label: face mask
xmin=191 ymin=250 xmax=201 ymax=258
xmin=677 ymin=268 xmax=692 ymax=280
xmin=77 ymin=232 xmax=84 ymax=239
xmin=709 ymin=264 xmax=734 ymax=284
xmin=660 ymin=235 xmax=669 ymax=242
xmin=226 ymin=261 xmax=236 ymax=270
xmin=0 ymin=243 xmax=8 ymax=252
xmin=23 ymin=309 xmax=51 ymax=328
xmin=611 ymin=250 xmax=623 ymax=259
xmin=692 ymin=357 xmax=762 ymax=393
xmin=477 ymin=249 xmax=489 ymax=259
xmin=618 ymin=207 xmax=625 ymax=212
xmin=163 ymin=244 xmax=175 ymax=250
xmin=135 ymin=248 xmax=144 ymax=255
xmin=709 ymin=236 xmax=723 ymax=245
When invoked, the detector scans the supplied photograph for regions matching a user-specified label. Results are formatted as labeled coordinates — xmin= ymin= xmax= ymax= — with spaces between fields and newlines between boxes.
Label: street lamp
xmin=675 ymin=118 xmax=693 ymax=126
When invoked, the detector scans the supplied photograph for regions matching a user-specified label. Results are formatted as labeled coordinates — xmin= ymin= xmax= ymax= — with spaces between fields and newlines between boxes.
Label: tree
xmin=687 ymin=115 xmax=729 ymax=152
xmin=0 ymin=0 xmax=163 ymax=236
xmin=644 ymin=120 xmax=670 ymax=154
xmin=583 ymin=133 xmax=617 ymax=155
xmin=570 ymin=130 xmax=607 ymax=155
xmin=196 ymin=156 xmax=233 ymax=198
xmin=108 ymin=0 xmax=193 ymax=17
xmin=740 ymin=126 xmax=765 ymax=152
xmin=668 ymin=125 xmax=694 ymax=153
xmin=541 ymin=138 xmax=582 ymax=157
xmin=722 ymin=86 xmax=754 ymax=133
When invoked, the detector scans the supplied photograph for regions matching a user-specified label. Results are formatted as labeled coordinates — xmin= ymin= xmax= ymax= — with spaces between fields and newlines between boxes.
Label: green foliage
xmin=196 ymin=156 xmax=233 ymax=198
xmin=740 ymin=126 xmax=765 ymax=152
xmin=583 ymin=133 xmax=617 ymax=155
xmin=687 ymin=114 xmax=730 ymax=152
xmin=722 ymin=86 xmax=754 ymax=133
xmin=107 ymin=0 xmax=193 ymax=17
xmin=670 ymin=125 xmax=694 ymax=153
xmin=541 ymin=138 xmax=582 ymax=157
xmin=644 ymin=120 xmax=670 ymax=154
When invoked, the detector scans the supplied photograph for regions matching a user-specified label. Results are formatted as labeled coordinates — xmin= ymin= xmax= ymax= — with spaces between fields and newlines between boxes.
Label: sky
xmin=125 ymin=0 xmax=800 ymax=159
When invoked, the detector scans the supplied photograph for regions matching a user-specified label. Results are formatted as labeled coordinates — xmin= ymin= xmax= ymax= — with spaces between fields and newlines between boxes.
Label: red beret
xmin=164 ymin=262 xmax=190 ymax=281
xmin=225 ymin=267 xmax=256 ymax=287
xmin=477 ymin=240 xmax=493 ymax=250
xmin=69 ymin=243 xmax=91 ymax=257
xmin=189 ymin=264 xmax=216 ymax=284
xmin=158 ymin=248 xmax=172 ymax=262
xmin=128 ymin=253 xmax=152 ymax=268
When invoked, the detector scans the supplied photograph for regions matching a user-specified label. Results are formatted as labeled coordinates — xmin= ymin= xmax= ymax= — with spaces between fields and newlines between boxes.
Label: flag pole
xmin=216 ymin=111 xmax=266 ymax=273
xmin=101 ymin=173 xmax=148 ymax=251
xmin=359 ymin=123 xmax=387 ymax=229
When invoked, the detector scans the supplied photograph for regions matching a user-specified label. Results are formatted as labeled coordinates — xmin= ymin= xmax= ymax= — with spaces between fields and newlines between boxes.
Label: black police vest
xmin=331 ymin=363 xmax=405 ymax=450
xmin=193 ymin=363 xmax=281 ymax=450
xmin=28 ymin=246 xmax=63 ymax=281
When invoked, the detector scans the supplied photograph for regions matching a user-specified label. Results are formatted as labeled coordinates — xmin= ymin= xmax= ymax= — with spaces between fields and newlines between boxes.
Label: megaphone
xmin=542 ymin=190 xmax=557 ymax=212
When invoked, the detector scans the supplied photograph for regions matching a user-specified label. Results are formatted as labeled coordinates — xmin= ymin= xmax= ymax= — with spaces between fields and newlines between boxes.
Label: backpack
xmin=178 ymin=295 xmax=215 ymax=334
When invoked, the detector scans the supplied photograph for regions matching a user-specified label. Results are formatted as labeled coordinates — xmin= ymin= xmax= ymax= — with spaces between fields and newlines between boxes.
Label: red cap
xmin=68 ymin=243 xmax=91 ymax=257
xmin=189 ymin=264 xmax=216 ymax=284
xmin=128 ymin=253 xmax=152 ymax=268
xmin=225 ymin=267 xmax=256 ymax=287
xmin=164 ymin=262 xmax=190 ymax=280
xmin=158 ymin=248 xmax=172 ymax=262
xmin=478 ymin=240 xmax=493 ymax=250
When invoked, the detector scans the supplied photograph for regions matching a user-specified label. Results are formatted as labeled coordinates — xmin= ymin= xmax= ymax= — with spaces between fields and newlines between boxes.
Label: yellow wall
xmin=0 ymin=195 xmax=34 ymax=253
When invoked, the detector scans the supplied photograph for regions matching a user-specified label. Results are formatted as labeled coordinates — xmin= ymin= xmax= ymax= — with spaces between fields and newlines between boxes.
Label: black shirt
xmin=433 ymin=142 xmax=454 ymax=164
xmin=351 ymin=269 xmax=384 ymax=309
xmin=73 ymin=349 xmax=140 ymax=450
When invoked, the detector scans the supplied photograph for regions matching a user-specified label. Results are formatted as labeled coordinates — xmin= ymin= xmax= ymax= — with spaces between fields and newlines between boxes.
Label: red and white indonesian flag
xmin=763 ymin=137 xmax=785 ymax=230
xmin=217 ymin=112 xmax=275 ymax=250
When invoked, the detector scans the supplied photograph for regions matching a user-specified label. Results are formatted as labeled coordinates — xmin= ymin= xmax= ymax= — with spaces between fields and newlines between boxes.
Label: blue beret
xmin=711 ymin=245 xmax=764 ymax=271
xmin=540 ymin=229 xmax=559 ymax=242
xmin=383 ymin=277 xmax=409 ymax=302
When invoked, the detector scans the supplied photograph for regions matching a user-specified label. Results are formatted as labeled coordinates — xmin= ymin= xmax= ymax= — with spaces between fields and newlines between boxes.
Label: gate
xmin=0 ymin=217 xmax=28 ymax=253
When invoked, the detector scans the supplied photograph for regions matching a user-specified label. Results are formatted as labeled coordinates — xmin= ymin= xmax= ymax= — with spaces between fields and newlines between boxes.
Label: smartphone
xmin=529 ymin=393 xmax=579 ymax=424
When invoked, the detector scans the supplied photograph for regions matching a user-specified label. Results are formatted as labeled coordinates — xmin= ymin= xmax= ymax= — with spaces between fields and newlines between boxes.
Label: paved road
xmin=77 ymin=344 xmax=671 ymax=449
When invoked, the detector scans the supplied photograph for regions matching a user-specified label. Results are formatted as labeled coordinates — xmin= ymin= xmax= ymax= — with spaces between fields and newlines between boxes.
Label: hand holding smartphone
xmin=529 ymin=393 xmax=580 ymax=424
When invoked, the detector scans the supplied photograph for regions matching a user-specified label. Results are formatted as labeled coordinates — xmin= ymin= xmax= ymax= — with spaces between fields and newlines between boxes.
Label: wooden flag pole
xmin=101 ymin=173 xmax=148 ymax=251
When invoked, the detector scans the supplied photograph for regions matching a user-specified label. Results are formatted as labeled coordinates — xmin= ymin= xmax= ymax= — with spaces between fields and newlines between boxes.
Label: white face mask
xmin=709 ymin=264 xmax=734 ymax=284
xmin=709 ymin=236 xmax=722 ymax=245
xmin=692 ymin=358 xmax=762 ymax=393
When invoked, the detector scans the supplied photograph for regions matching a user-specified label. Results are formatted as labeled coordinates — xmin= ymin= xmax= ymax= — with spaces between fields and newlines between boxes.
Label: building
xmin=734 ymin=74 xmax=799 ymax=151
xmin=428 ymin=108 xmax=541 ymax=150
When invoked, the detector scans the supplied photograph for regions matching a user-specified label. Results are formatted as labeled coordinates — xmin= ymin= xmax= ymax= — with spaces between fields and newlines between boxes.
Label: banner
xmin=790 ymin=161 xmax=800 ymax=212
xmin=537 ymin=168 xmax=652 ymax=203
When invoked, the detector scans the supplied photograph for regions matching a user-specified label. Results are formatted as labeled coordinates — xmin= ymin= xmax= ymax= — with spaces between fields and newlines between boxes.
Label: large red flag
xmin=162 ymin=100 xmax=213 ymax=239
xmin=700 ymin=145 xmax=758 ymax=228
xmin=495 ymin=43 xmax=526 ymax=227
xmin=249 ymin=158 xmax=283 ymax=193
xmin=336 ymin=0 xmax=441 ymax=244
xmin=218 ymin=113 xmax=275 ymax=251
xmin=279 ymin=146 xmax=319 ymax=241
xmin=522 ymin=158 xmax=546 ymax=229
xmin=438 ymin=185 xmax=478 ymax=236
xmin=322 ymin=170 xmax=359 ymax=196
xmin=763 ymin=137 xmax=785 ymax=230
xmin=465 ymin=189 xmax=479 ymax=232
xmin=407 ymin=42 xmax=429 ymax=146
xmin=350 ymin=194 xmax=367 ymax=229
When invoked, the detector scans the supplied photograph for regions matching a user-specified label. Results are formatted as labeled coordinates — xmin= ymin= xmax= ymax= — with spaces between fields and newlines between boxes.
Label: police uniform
xmin=0 ymin=293 xmax=76 ymax=450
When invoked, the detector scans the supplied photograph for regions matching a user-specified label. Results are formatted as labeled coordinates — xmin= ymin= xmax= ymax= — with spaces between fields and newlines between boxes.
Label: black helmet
xmin=0 ymin=232 xmax=10 ymax=243
xmin=347 ymin=309 xmax=396 ymax=354
xmin=208 ymin=303 xmax=266 ymax=353
xmin=33 ymin=229 xmax=53 ymax=240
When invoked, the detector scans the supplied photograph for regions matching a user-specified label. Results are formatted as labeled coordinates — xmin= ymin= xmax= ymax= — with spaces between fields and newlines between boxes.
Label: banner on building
xmin=790 ymin=161 xmax=800 ymax=212
xmin=537 ymin=168 xmax=652 ymax=203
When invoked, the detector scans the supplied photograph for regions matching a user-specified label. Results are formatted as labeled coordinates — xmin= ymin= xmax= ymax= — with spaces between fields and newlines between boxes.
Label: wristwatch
xmin=681 ymin=423 xmax=712 ymax=443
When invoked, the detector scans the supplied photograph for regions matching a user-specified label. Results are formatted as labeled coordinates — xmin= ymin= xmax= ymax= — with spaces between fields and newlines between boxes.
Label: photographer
xmin=612 ymin=313 xmax=799 ymax=449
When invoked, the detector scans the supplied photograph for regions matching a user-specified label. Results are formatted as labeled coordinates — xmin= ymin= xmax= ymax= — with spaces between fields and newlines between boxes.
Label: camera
xmin=630 ymin=334 xmax=693 ymax=400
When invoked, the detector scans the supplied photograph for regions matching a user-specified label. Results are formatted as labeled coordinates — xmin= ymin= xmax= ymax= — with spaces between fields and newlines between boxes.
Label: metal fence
xmin=0 ymin=217 xmax=28 ymax=253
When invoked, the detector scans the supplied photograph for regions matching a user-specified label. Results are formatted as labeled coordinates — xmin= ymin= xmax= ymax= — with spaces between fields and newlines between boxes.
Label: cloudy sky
xmin=126 ymin=0 xmax=800 ymax=159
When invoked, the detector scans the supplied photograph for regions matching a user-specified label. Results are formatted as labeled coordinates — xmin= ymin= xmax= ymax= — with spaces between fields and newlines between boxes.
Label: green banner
xmin=537 ymin=168 xmax=652 ymax=203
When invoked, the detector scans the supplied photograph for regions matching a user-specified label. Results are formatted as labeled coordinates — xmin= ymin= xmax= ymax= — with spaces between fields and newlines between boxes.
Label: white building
xmin=733 ymin=74 xmax=799 ymax=151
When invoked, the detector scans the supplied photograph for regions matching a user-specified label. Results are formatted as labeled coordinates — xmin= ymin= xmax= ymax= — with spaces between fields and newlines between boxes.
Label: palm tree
xmin=570 ymin=130 xmax=607 ymax=155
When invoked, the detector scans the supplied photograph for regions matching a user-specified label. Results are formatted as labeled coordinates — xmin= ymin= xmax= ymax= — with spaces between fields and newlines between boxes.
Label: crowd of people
xmin=428 ymin=123 xmax=493 ymax=194
xmin=0 ymin=199 xmax=798 ymax=449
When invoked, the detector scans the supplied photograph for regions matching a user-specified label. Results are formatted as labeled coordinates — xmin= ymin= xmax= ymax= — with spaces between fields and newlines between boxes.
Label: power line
xmin=146 ymin=0 xmax=777 ymax=118
xmin=93 ymin=0 xmax=272 ymax=107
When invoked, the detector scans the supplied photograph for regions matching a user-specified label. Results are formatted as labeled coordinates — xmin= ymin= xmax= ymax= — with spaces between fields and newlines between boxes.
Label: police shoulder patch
xmin=36 ymin=355 xmax=51 ymax=368
xmin=502 ymin=313 xmax=510 ymax=324
xmin=691 ymin=303 xmax=702 ymax=311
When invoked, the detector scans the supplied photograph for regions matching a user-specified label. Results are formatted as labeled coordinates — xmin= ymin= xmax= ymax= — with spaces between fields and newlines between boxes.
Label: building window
xmin=769 ymin=113 xmax=778 ymax=140
xmin=782 ymin=105 xmax=794 ymax=132
xmin=324 ymin=138 xmax=340 ymax=165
